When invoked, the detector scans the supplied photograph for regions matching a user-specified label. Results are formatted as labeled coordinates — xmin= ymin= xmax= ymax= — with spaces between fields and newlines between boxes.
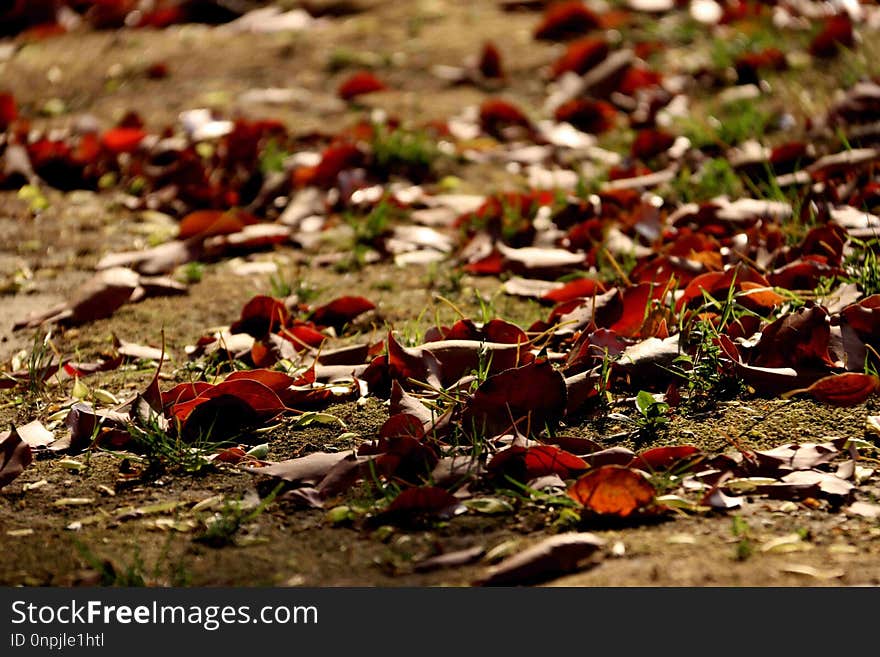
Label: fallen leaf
xmin=534 ymin=2 xmax=602 ymax=41
xmin=567 ymin=465 xmax=655 ymax=517
xmin=781 ymin=564 xmax=844 ymax=580
xmin=245 ymin=451 xmax=351 ymax=484
xmin=784 ymin=372 xmax=879 ymax=407
xmin=338 ymin=71 xmax=387 ymax=100
xmin=414 ymin=545 xmax=486 ymax=572
xmin=386 ymin=486 xmax=463 ymax=518
xmin=845 ymin=502 xmax=880 ymax=519
xmin=488 ymin=445 xmax=587 ymax=481
xmin=0 ymin=428 xmax=33 ymax=489
xmin=478 ymin=533 xmax=605 ymax=586
xmin=550 ymin=37 xmax=609 ymax=79
xmin=310 ymin=296 xmax=375 ymax=330
xmin=477 ymin=41 xmax=504 ymax=79
xmin=15 ymin=420 xmax=54 ymax=449
xmin=761 ymin=534 xmax=810 ymax=554
xmin=460 ymin=360 xmax=567 ymax=439
xmin=14 ymin=267 xmax=141 ymax=329
xmin=630 ymin=445 xmax=701 ymax=471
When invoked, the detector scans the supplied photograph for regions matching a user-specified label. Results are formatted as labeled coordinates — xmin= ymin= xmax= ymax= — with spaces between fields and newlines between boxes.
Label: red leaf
xmin=478 ymin=41 xmax=504 ymax=79
xmin=841 ymin=295 xmax=880 ymax=340
xmin=216 ymin=447 xmax=247 ymax=464
xmin=608 ymin=281 xmax=673 ymax=338
xmin=172 ymin=379 xmax=285 ymax=425
xmin=162 ymin=381 xmax=213 ymax=412
xmin=554 ymin=99 xmax=616 ymax=134
xmin=543 ymin=435 xmax=603 ymax=456
xmin=542 ymin=277 xmax=606 ymax=304
xmin=630 ymin=445 xmax=701 ymax=471
xmin=300 ymin=142 xmax=364 ymax=187
xmin=386 ymin=486 xmax=461 ymax=516
xmin=338 ymin=71 xmax=387 ymax=100
xmin=489 ymin=444 xmax=587 ymax=480
xmin=230 ymin=296 xmax=291 ymax=338
xmin=534 ymin=1 xmax=601 ymax=41
xmin=675 ymin=263 xmax=769 ymax=312
xmin=390 ymin=381 xmax=435 ymax=426
xmin=178 ymin=209 xmax=256 ymax=240
xmin=809 ymin=15 xmax=854 ymax=58
xmin=224 ymin=369 xmax=296 ymax=394
xmin=146 ymin=62 xmax=170 ymax=79
xmin=101 ymin=127 xmax=146 ymax=154
xmin=310 ymin=296 xmax=375 ymax=330
xmin=0 ymin=427 xmax=33 ymax=489
xmin=752 ymin=306 xmax=835 ymax=370
xmin=440 ymin=318 xmax=528 ymax=345
xmin=550 ymin=37 xmax=609 ymax=79
xmin=799 ymin=223 xmax=847 ymax=265
xmin=461 ymin=360 xmax=567 ymax=439
xmin=768 ymin=259 xmax=840 ymax=291
xmin=379 ymin=414 xmax=426 ymax=441
xmin=279 ymin=321 xmax=327 ymax=351
xmin=793 ymin=372 xmax=880 ymax=407
xmin=735 ymin=47 xmax=787 ymax=82
xmin=631 ymin=129 xmax=676 ymax=161
xmin=479 ymin=98 xmax=533 ymax=138
xmin=567 ymin=465 xmax=655 ymax=517
xmin=617 ymin=67 xmax=662 ymax=96
xmin=463 ymin=249 xmax=505 ymax=275
xmin=0 ymin=92 xmax=18 ymax=131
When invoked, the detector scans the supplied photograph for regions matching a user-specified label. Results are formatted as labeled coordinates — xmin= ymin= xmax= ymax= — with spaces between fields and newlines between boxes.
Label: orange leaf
xmin=738 ymin=281 xmax=785 ymax=309
xmin=567 ymin=465 xmax=655 ymax=517
xmin=178 ymin=210 xmax=255 ymax=240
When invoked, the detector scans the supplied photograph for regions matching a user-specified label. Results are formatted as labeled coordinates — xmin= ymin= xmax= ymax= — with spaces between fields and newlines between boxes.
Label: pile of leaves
xmin=4 ymin=0 xmax=880 ymax=584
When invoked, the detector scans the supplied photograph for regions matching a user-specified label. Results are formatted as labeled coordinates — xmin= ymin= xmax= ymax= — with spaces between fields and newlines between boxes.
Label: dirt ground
xmin=2 ymin=1 xmax=880 ymax=587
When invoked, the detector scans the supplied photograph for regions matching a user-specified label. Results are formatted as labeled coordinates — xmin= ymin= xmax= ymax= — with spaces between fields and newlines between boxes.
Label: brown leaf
xmin=389 ymin=381 xmax=435 ymax=427
xmin=14 ymin=267 xmax=141 ymax=329
xmin=15 ymin=420 xmax=54 ymax=449
xmin=583 ymin=446 xmax=636 ymax=467
xmin=414 ymin=545 xmax=485 ymax=573
xmin=478 ymin=533 xmax=605 ymax=586
xmin=59 ymin=402 xmax=130 ymax=453
xmin=96 ymin=240 xmax=201 ymax=276
xmin=0 ymin=427 xmax=33 ymax=489
xmin=477 ymin=41 xmax=504 ymax=79
xmin=245 ymin=451 xmax=351 ymax=484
